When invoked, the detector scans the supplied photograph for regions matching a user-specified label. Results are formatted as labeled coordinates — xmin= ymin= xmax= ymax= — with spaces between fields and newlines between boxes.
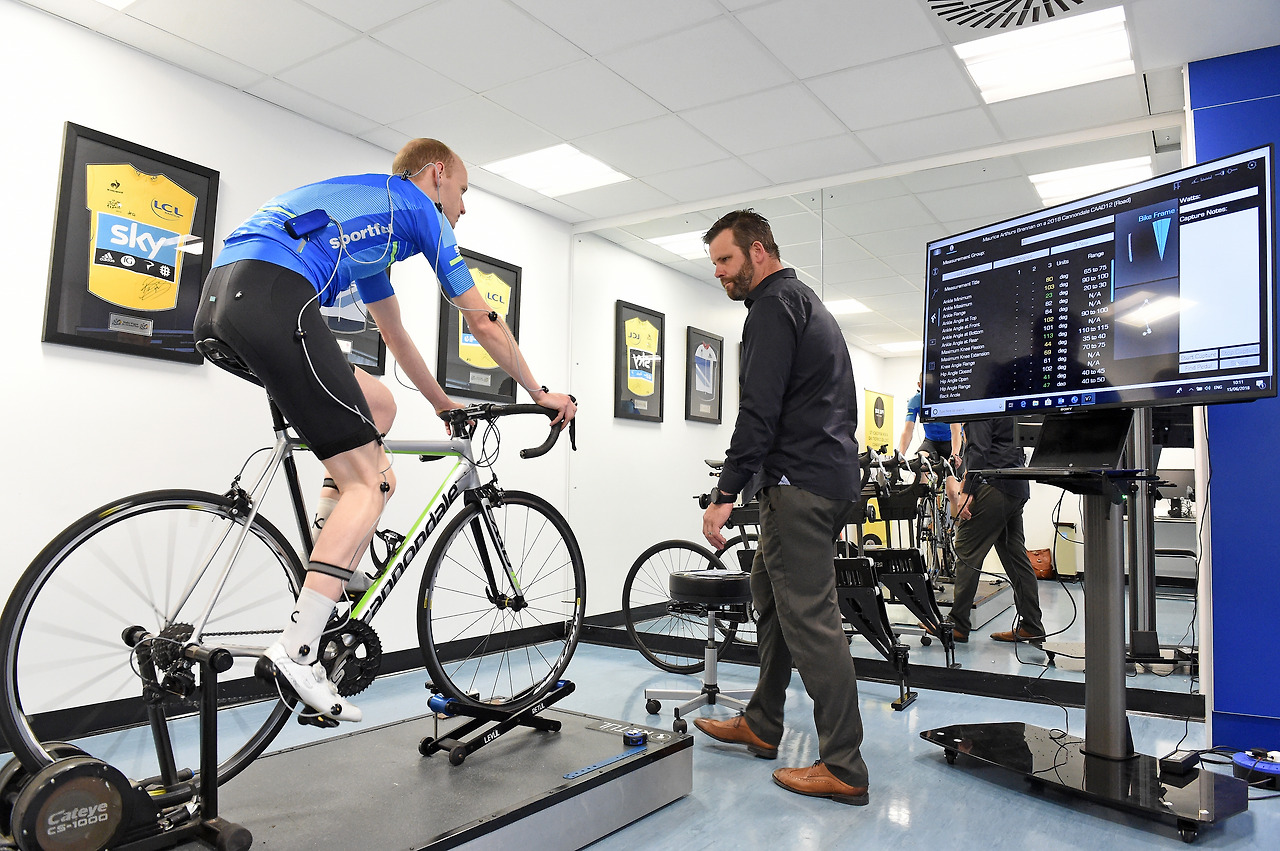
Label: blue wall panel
xmin=1189 ymin=44 xmax=1280 ymax=751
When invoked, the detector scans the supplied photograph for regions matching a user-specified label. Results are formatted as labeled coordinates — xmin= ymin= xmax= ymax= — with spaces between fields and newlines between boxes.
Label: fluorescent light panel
xmin=955 ymin=6 xmax=1134 ymax=104
xmin=647 ymin=230 xmax=708 ymax=261
xmin=1030 ymin=156 xmax=1153 ymax=206
xmin=481 ymin=144 xmax=628 ymax=197
xmin=825 ymin=298 xmax=871 ymax=315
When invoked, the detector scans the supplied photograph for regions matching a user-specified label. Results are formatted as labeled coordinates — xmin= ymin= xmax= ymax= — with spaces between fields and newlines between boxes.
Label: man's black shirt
xmin=716 ymin=268 xmax=860 ymax=501
xmin=960 ymin=418 xmax=1030 ymax=500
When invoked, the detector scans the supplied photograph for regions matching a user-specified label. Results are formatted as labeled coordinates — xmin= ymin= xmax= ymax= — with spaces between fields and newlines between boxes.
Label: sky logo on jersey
xmin=152 ymin=199 xmax=182 ymax=220
xmin=96 ymin=213 xmax=181 ymax=264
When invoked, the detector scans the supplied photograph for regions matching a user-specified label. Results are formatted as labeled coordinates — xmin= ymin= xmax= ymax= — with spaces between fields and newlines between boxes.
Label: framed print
xmin=685 ymin=327 xmax=723 ymax=424
xmin=320 ymin=286 xmax=387 ymax=375
xmin=614 ymin=301 xmax=665 ymax=422
xmin=436 ymin=248 xmax=522 ymax=402
xmin=42 ymin=122 xmax=219 ymax=364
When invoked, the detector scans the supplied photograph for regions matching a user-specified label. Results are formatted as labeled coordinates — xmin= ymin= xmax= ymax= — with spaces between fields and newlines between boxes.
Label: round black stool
xmin=643 ymin=569 xmax=756 ymax=733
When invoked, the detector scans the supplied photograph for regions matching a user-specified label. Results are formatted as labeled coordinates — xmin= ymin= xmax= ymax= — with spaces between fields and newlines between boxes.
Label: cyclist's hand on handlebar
xmin=434 ymin=399 xmax=467 ymax=435
xmin=531 ymin=390 xmax=577 ymax=428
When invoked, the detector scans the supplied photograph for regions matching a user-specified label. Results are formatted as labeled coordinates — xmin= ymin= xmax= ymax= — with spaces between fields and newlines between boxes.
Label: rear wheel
xmin=0 ymin=490 xmax=304 ymax=785
xmin=623 ymin=540 xmax=733 ymax=673
xmin=418 ymin=491 xmax=585 ymax=712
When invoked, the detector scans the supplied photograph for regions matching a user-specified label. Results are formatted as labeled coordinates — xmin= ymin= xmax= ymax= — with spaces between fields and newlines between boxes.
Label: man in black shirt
xmin=697 ymin=210 xmax=869 ymax=806
xmin=946 ymin=419 xmax=1045 ymax=643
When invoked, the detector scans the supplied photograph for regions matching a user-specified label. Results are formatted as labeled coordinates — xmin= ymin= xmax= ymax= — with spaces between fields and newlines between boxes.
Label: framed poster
xmin=42 ymin=122 xmax=219 ymax=364
xmin=614 ymin=301 xmax=664 ymax=422
xmin=320 ymin=286 xmax=387 ymax=375
xmin=685 ymin=327 xmax=723 ymax=424
xmin=435 ymin=248 xmax=521 ymax=402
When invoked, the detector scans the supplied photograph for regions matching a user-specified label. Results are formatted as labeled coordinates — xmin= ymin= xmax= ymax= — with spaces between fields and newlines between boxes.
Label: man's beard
xmin=723 ymin=256 xmax=755 ymax=301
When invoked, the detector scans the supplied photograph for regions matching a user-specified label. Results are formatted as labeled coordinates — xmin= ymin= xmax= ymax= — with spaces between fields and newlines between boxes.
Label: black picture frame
xmin=685 ymin=327 xmax=724 ymax=424
xmin=436 ymin=248 xmax=522 ymax=402
xmin=614 ymin=301 xmax=665 ymax=422
xmin=320 ymin=293 xmax=387 ymax=375
xmin=42 ymin=122 xmax=219 ymax=364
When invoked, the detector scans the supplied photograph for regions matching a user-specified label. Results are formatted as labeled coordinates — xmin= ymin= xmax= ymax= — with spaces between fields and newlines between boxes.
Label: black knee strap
xmin=321 ymin=478 xmax=338 ymax=491
xmin=307 ymin=560 xmax=354 ymax=580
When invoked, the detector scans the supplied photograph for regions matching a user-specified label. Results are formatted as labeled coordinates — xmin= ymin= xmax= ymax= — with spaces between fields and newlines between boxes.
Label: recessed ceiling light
xmin=880 ymin=341 xmax=923 ymax=353
xmin=1030 ymin=156 xmax=1153 ymax=207
xmin=825 ymin=298 xmax=871 ymax=315
xmin=481 ymin=144 xmax=629 ymax=198
xmin=954 ymin=6 xmax=1133 ymax=104
xmin=647 ymin=231 xmax=708 ymax=261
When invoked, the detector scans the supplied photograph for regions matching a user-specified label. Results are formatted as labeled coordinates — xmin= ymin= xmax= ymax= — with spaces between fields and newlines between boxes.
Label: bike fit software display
xmin=920 ymin=145 xmax=1276 ymax=422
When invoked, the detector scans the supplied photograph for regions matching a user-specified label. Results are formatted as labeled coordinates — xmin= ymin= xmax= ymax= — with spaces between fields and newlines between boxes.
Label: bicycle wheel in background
xmin=715 ymin=533 xmax=759 ymax=648
xmin=623 ymin=540 xmax=734 ymax=674
xmin=418 ymin=490 xmax=585 ymax=712
xmin=0 ymin=490 xmax=304 ymax=784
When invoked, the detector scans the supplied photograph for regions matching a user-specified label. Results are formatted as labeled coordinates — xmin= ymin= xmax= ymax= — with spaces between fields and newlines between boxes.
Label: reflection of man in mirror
xmin=898 ymin=373 xmax=954 ymax=460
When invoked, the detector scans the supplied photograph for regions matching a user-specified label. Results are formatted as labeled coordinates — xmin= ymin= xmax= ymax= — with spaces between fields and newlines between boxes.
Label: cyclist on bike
xmin=193 ymin=138 xmax=576 ymax=722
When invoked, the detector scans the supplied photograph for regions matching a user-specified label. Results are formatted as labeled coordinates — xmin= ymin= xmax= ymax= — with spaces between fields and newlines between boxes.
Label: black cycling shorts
xmin=194 ymin=260 xmax=378 ymax=460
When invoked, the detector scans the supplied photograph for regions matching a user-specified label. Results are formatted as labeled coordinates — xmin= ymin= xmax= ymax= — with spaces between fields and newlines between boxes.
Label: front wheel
xmin=418 ymin=491 xmax=585 ymax=712
xmin=0 ymin=490 xmax=304 ymax=784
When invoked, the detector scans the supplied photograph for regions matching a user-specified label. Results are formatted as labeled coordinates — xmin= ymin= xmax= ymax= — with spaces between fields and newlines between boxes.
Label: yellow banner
xmin=863 ymin=389 xmax=894 ymax=455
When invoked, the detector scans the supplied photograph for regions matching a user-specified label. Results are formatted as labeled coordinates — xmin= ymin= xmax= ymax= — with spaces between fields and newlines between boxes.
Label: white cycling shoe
xmin=264 ymin=642 xmax=363 ymax=722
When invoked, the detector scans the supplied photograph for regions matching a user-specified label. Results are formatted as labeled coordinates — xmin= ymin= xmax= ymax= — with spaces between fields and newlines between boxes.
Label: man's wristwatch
xmin=710 ymin=488 xmax=737 ymax=505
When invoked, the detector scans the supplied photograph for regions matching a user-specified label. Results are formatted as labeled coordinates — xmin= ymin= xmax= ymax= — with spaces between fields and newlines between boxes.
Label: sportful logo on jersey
xmin=328 ymin=222 xmax=392 ymax=249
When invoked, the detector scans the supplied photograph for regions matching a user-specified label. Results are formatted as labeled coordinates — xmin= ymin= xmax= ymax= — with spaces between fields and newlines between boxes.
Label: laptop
xmin=1026 ymin=408 xmax=1134 ymax=475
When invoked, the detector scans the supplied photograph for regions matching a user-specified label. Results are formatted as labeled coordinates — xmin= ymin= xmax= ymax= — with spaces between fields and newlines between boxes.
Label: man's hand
xmin=534 ymin=390 xmax=577 ymax=427
xmin=945 ymin=477 xmax=971 ymax=521
xmin=702 ymin=502 xmax=733 ymax=550
xmin=435 ymin=398 xmax=465 ymax=435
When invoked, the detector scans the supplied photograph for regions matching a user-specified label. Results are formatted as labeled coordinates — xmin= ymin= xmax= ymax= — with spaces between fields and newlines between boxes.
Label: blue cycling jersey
xmin=211 ymin=173 xmax=475 ymax=307
xmin=905 ymin=391 xmax=952 ymax=442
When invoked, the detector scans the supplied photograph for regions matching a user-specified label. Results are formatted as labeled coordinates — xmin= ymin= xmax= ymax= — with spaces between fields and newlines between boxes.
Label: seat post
xmin=704 ymin=610 xmax=718 ymax=687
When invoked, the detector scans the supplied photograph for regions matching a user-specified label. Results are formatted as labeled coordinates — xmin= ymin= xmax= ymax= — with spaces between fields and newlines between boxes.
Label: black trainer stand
xmin=869 ymin=548 xmax=960 ymax=670
xmin=420 ymin=680 xmax=575 ymax=765
xmin=0 ymin=628 xmax=251 ymax=851
xmin=921 ymin=461 xmax=1248 ymax=843
xmin=834 ymin=557 xmax=917 ymax=711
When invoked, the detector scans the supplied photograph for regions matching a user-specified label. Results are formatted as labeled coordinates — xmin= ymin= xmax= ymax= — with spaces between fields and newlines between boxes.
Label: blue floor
xmin=209 ymin=638 xmax=1268 ymax=850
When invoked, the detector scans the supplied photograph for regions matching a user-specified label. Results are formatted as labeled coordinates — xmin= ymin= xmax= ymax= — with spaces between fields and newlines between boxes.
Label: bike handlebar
xmin=442 ymin=403 xmax=578 ymax=459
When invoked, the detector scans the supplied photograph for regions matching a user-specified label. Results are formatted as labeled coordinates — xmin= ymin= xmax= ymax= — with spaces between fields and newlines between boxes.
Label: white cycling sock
xmin=280 ymin=587 xmax=335 ymax=665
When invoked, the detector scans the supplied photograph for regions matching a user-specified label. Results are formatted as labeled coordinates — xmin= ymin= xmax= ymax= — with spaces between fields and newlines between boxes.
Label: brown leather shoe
xmin=692 ymin=715 xmax=778 ymax=759
xmin=990 ymin=626 xmax=1044 ymax=644
xmin=772 ymin=761 xmax=869 ymax=806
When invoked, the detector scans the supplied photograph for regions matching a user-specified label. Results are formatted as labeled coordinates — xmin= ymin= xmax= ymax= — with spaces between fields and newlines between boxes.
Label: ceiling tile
xmin=390 ymin=97 xmax=561 ymax=166
xmin=820 ymin=257 xmax=896 ymax=284
xmin=359 ymin=125 xmax=414 ymax=156
xmin=643 ymin=159 xmax=772 ymax=203
xmin=823 ymin=195 xmax=937 ymax=236
xmin=126 ymin=0 xmax=354 ymax=75
xmin=828 ymin=277 xmax=918 ymax=299
xmin=806 ymin=48 xmax=980 ymax=132
xmin=277 ymin=38 xmax=469 ymax=124
xmin=600 ymin=17 xmax=791 ymax=112
xmin=793 ymin=178 xmax=911 ymax=211
xmin=97 ymin=13 xmax=264 ymax=89
xmin=508 ymin=0 xmax=724 ymax=54
xmin=621 ymin=212 xmax=718 ymax=241
xmin=900 ymin=156 xmax=1026 ymax=193
xmin=857 ymin=108 xmax=1003 ymax=163
xmin=861 ymin=291 xmax=925 ymax=314
xmin=742 ymin=134 xmax=878 ymax=184
xmin=575 ymin=114 xmax=729 ymax=178
xmin=881 ymin=252 xmax=928 ymax=279
xmin=245 ymin=78 xmax=380 ymax=136
xmin=736 ymin=0 xmax=942 ymax=79
xmin=681 ymin=85 xmax=847 ymax=157
xmin=1015 ymin=133 xmax=1154 ymax=174
xmin=373 ymin=0 xmax=584 ymax=92
xmin=856 ymin=225 xmax=948 ymax=258
xmin=988 ymin=75 xmax=1149 ymax=140
xmin=302 ymin=0 xmax=426 ymax=31
xmin=555 ymin=180 xmax=676 ymax=219
xmin=785 ymin=237 xmax=870 ymax=268
xmin=24 ymin=0 xmax=118 ymax=28
xmin=488 ymin=60 xmax=666 ymax=139
xmin=1129 ymin=0 xmax=1280 ymax=69
xmin=916 ymin=176 xmax=1041 ymax=222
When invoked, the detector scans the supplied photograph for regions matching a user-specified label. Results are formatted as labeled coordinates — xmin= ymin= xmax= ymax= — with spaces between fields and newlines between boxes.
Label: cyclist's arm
xmin=364 ymin=295 xmax=460 ymax=415
xmin=897 ymin=420 xmax=915 ymax=456
xmin=449 ymin=286 xmax=576 ymax=426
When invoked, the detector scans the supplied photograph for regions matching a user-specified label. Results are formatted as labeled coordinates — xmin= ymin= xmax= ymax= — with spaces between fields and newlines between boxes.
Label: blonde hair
xmin=391 ymin=139 xmax=457 ymax=180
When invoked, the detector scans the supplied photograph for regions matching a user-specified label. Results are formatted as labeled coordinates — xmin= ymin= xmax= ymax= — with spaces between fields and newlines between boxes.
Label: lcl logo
xmin=152 ymin=199 xmax=182 ymax=220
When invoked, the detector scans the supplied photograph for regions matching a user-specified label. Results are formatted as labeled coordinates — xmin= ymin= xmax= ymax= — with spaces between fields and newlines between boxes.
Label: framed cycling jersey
xmin=615 ymin=300 xmax=665 ymax=423
xmin=436 ymin=248 xmax=522 ymax=403
xmin=43 ymin=122 xmax=219 ymax=364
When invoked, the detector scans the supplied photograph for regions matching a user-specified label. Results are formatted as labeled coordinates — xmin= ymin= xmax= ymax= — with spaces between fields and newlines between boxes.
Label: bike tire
xmin=715 ymin=534 xmax=759 ymax=648
xmin=623 ymin=540 xmax=734 ymax=674
xmin=417 ymin=491 xmax=585 ymax=712
xmin=0 ymin=490 xmax=304 ymax=785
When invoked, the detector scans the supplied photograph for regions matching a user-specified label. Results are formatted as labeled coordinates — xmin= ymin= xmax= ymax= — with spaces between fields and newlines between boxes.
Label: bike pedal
xmin=296 ymin=712 xmax=340 ymax=729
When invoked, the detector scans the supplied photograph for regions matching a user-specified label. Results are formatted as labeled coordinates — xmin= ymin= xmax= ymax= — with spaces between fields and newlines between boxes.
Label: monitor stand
xmin=921 ymin=409 xmax=1247 ymax=842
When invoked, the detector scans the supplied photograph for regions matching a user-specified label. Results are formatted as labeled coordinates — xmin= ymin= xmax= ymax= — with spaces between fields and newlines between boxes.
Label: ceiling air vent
xmin=929 ymin=0 xmax=1092 ymax=29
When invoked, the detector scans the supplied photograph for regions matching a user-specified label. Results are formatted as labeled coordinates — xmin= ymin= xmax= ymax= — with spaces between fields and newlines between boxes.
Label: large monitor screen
xmin=920 ymin=145 xmax=1276 ymax=422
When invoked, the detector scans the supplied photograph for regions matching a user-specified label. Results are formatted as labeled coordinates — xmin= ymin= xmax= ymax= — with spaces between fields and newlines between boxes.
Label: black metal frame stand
xmin=420 ymin=680 xmax=576 ymax=766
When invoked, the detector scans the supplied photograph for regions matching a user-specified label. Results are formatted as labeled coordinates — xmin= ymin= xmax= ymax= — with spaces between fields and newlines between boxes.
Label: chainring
xmin=318 ymin=619 xmax=382 ymax=697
